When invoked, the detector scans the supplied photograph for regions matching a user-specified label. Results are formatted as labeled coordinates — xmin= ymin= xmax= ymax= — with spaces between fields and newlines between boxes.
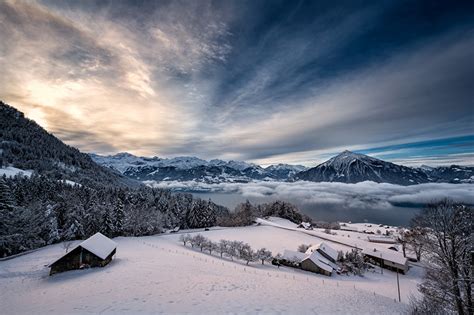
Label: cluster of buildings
xmin=280 ymin=242 xmax=339 ymax=276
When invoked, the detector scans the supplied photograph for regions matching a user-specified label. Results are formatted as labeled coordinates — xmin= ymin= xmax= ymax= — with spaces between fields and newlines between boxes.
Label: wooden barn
xmin=305 ymin=242 xmax=338 ymax=263
xmin=49 ymin=232 xmax=117 ymax=276
xmin=300 ymin=252 xmax=333 ymax=277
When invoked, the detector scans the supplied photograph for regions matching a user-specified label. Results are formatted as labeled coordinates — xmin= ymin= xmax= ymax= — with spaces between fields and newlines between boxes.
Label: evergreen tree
xmin=113 ymin=191 xmax=125 ymax=236
xmin=102 ymin=207 xmax=114 ymax=237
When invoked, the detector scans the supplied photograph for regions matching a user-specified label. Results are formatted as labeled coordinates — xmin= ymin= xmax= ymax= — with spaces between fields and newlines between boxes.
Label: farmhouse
xmin=301 ymin=252 xmax=333 ymax=276
xmin=362 ymin=248 xmax=408 ymax=274
xmin=305 ymin=242 xmax=338 ymax=263
xmin=280 ymin=248 xmax=335 ymax=276
xmin=49 ymin=232 xmax=117 ymax=275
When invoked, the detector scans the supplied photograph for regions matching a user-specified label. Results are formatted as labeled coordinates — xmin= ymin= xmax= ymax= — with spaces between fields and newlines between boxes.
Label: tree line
xmin=0 ymin=175 xmax=228 ymax=257
xmin=179 ymin=233 xmax=273 ymax=265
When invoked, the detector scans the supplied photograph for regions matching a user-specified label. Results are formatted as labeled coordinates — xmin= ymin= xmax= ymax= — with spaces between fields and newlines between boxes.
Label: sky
xmin=1 ymin=0 xmax=473 ymax=167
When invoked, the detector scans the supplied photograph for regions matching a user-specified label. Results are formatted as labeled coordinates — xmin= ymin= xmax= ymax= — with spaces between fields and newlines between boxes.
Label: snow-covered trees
xmin=0 ymin=175 xmax=229 ymax=257
xmin=297 ymin=244 xmax=310 ymax=253
xmin=218 ymin=240 xmax=229 ymax=257
xmin=186 ymin=199 xmax=218 ymax=228
xmin=256 ymin=248 xmax=272 ymax=265
xmin=181 ymin=235 xmax=270 ymax=266
xmin=179 ymin=234 xmax=192 ymax=246
xmin=339 ymin=249 xmax=367 ymax=276
xmin=410 ymin=199 xmax=473 ymax=315
xmin=239 ymin=243 xmax=256 ymax=265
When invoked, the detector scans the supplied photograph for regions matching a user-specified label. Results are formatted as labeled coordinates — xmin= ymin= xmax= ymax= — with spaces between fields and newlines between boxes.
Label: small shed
xmin=49 ymin=233 xmax=117 ymax=275
xmin=301 ymin=252 xmax=333 ymax=276
xmin=362 ymin=248 xmax=408 ymax=274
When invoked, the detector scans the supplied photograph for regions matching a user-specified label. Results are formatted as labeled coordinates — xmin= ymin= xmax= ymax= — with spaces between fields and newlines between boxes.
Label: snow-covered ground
xmin=0 ymin=166 xmax=33 ymax=178
xmin=0 ymin=220 xmax=421 ymax=314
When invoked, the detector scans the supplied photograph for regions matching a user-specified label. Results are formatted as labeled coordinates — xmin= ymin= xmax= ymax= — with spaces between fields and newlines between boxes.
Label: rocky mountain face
xmin=91 ymin=150 xmax=473 ymax=185
xmin=420 ymin=164 xmax=474 ymax=183
xmin=294 ymin=150 xmax=431 ymax=185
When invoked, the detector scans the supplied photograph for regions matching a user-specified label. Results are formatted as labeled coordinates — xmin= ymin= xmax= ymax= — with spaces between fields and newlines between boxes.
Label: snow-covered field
xmin=0 ymin=220 xmax=421 ymax=314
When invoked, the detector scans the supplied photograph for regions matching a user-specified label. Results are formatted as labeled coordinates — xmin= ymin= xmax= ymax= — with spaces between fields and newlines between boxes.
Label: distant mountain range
xmin=89 ymin=153 xmax=307 ymax=182
xmin=91 ymin=151 xmax=473 ymax=185
xmin=1 ymin=100 xmax=471 ymax=187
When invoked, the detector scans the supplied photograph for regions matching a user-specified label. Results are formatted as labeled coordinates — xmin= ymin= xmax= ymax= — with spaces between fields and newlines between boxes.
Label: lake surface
xmin=192 ymin=191 xmax=421 ymax=227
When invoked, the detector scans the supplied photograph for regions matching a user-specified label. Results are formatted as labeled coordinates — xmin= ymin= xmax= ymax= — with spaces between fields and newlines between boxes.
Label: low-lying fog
xmin=146 ymin=180 xmax=474 ymax=226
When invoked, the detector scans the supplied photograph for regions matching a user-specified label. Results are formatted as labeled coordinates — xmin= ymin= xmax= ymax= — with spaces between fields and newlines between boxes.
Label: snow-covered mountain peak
xmin=322 ymin=150 xmax=378 ymax=169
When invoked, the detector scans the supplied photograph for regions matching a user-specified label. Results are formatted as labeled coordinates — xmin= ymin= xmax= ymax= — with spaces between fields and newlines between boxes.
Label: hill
xmin=0 ymin=220 xmax=414 ymax=314
xmin=0 ymin=101 xmax=137 ymax=188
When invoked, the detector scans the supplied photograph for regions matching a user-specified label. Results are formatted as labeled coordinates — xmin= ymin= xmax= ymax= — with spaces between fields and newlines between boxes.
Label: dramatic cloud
xmin=1 ymin=0 xmax=473 ymax=165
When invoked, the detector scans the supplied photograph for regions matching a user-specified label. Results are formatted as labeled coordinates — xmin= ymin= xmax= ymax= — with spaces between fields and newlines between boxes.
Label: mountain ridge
xmin=91 ymin=150 xmax=473 ymax=185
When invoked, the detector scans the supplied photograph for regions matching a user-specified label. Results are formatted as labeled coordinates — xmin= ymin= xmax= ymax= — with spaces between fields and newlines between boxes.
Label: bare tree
xmin=62 ymin=241 xmax=73 ymax=253
xmin=203 ymin=240 xmax=218 ymax=255
xmin=179 ymin=234 xmax=191 ymax=246
xmin=411 ymin=199 xmax=473 ymax=315
xmin=218 ymin=240 xmax=229 ymax=258
xmin=239 ymin=243 xmax=256 ymax=265
xmin=397 ymin=229 xmax=408 ymax=257
xmin=256 ymin=248 xmax=272 ymax=265
xmin=406 ymin=227 xmax=427 ymax=261
xmin=191 ymin=234 xmax=206 ymax=252
xmin=297 ymin=243 xmax=310 ymax=253
xmin=227 ymin=241 xmax=242 ymax=261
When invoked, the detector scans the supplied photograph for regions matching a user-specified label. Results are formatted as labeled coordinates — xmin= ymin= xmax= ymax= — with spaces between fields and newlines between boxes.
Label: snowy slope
xmin=0 ymin=222 xmax=419 ymax=314
xmin=0 ymin=166 xmax=33 ymax=178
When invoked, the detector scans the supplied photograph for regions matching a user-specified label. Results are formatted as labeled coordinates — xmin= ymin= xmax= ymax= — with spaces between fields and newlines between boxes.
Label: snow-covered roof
xmin=79 ymin=233 xmax=117 ymax=260
xmin=303 ymin=252 xmax=333 ymax=273
xmin=282 ymin=250 xmax=307 ymax=262
xmin=305 ymin=242 xmax=338 ymax=262
xmin=50 ymin=233 xmax=117 ymax=266
xmin=340 ymin=226 xmax=358 ymax=232
xmin=362 ymin=247 xmax=407 ymax=266
xmin=299 ymin=222 xmax=311 ymax=229
xmin=367 ymin=236 xmax=397 ymax=244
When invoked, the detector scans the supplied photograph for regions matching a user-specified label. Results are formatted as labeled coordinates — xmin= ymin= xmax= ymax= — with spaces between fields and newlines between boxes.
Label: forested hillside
xmin=0 ymin=175 xmax=228 ymax=257
xmin=0 ymin=102 xmax=229 ymax=257
xmin=0 ymin=101 xmax=136 ymax=188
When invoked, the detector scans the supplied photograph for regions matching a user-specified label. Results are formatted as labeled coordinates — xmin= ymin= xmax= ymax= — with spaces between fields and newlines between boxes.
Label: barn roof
xmin=362 ymin=247 xmax=407 ymax=266
xmin=303 ymin=252 xmax=334 ymax=273
xmin=305 ymin=242 xmax=338 ymax=261
xmin=50 ymin=233 xmax=117 ymax=266
xmin=282 ymin=250 xmax=307 ymax=263
xmin=79 ymin=233 xmax=117 ymax=260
